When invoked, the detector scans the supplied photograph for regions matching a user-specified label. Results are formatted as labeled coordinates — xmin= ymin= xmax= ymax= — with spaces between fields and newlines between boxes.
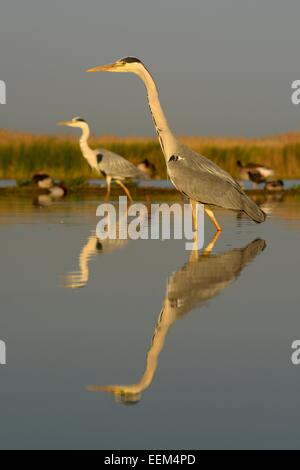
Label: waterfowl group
xmin=237 ymin=160 xmax=274 ymax=184
xmin=237 ymin=160 xmax=284 ymax=192
xmin=32 ymin=173 xmax=67 ymax=205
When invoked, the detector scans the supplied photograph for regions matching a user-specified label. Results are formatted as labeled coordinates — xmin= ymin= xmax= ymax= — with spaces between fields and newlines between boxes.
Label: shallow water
xmin=0 ymin=192 xmax=299 ymax=449
xmin=1 ymin=178 xmax=300 ymax=190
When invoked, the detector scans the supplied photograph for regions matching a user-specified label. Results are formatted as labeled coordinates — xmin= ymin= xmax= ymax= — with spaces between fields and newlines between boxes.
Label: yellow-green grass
xmin=1 ymin=129 xmax=300 ymax=180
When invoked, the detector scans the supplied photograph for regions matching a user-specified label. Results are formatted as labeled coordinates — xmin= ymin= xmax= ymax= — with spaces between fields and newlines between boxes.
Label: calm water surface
xmin=0 ymin=191 xmax=299 ymax=449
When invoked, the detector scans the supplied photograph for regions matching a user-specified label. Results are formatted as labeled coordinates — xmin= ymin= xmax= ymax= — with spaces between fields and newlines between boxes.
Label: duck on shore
xmin=264 ymin=180 xmax=284 ymax=192
xmin=32 ymin=172 xmax=53 ymax=189
xmin=32 ymin=174 xmax=67 ymax=206
xmin=247 ymin=171 xmax=267 ymax=187
xmin=137 ymin=159 xmax=157 ymax=179
xmin=237 ymin=160 xmax=274 ymax=185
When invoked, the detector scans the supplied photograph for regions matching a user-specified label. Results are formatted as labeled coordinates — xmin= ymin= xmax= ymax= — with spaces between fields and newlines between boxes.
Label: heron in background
xmin=58 ymin=117 xmax=147 ymax=202
xmin=89 ymin=237 xmax=266 ymax=404
xmin=87 ymin=57 xmax=266 ymax=233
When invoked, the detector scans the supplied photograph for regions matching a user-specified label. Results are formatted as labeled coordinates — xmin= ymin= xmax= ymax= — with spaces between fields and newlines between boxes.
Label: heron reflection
xmin=62 ymin=231 xmax=128 ymax=289
xmin=89 ymin=236 xmax=266 ymax=404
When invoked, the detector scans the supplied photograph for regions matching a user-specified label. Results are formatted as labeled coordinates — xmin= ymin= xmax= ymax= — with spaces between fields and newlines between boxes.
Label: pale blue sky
xmin=0 ymin=0 xmax=300 ymax=136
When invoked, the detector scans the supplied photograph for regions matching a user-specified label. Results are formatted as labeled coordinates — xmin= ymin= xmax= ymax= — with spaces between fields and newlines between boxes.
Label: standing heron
xmin=87 ymin=57 xmax=266 ymax=232
xmin=58 ymin=117 xmax=147 ymax=201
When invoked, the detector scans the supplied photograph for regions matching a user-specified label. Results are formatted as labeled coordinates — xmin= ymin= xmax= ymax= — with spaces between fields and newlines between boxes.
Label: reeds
xmin=1 ymin=129 xmax=300 ymax=180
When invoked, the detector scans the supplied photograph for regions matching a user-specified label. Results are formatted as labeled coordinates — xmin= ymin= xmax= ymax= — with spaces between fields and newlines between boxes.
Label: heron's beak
xmin=58 ymin=121 xmax=71 ymax=126
xmin=87 ymin=384 xmax=122 ymax=393
xmin=87 ymin=384 xmax=141 ymax=404
xmin=86 ymin=62 xmax=121 ymax=73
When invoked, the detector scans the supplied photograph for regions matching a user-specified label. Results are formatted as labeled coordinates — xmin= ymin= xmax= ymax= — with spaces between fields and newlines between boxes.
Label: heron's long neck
xmin=79 ymin=125 xmax=91 ymax=155
xmin=79 ymin=125 xmax=98 ymax=171
xmin=137 ymin=304 xmax=173 ymax=392
xmin=139 ymin=68 xmax=177 ymax=160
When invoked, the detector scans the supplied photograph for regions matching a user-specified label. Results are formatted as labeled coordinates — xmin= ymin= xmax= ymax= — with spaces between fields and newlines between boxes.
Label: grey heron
xmin=58 ymin=117 xmax=147 ymax=202
xmin=89 ymin=237 xmax=266 ymax=404
xmin=87 ymin=57 xmax=266 ymax=232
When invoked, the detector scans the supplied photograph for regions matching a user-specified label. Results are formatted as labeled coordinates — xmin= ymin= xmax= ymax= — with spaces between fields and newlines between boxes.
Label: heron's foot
xmin=204 ymin=206 xmax=222 ymax=232
xmin=203 ymin=230 xmax=222 ymax=255
xmin=115 ymin=180 xmax=134 ymax=203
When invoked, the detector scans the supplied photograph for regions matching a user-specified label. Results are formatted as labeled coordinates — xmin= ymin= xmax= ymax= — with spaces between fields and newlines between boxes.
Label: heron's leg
xmin=205 ymin=206 xmax=222 ymax=232
xmin=105 ymin=176 xmax=112 ymax=201
xmin=190 ymin=199 xmax=198 ymax=232
xmin=203 ymin=230 xmax=221 ymax=255
xmin=189 ymin=239 xmax=200 ymax=261
xmin=115 ymin=180 xmax=133 ymax=203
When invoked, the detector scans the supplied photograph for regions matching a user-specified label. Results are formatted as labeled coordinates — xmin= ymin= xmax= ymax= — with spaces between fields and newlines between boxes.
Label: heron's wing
xmin=166 ymin=238 xmax=266 ymax=319
xmin=95 ymin=149 xmax=147 ymax=180
xmin=167 ymin=144 xmax=246 ymax=209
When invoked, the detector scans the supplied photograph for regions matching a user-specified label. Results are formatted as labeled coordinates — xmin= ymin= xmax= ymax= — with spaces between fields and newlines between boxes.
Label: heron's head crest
xmin=73 ymin=117 xmax=86 ymax=123
xmin=119 ymin=56 xmax=142 ymax=64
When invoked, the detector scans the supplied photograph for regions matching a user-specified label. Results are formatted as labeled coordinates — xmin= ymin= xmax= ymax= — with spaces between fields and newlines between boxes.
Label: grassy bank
xmin=1 ymin=129 xmax=300 ymax=180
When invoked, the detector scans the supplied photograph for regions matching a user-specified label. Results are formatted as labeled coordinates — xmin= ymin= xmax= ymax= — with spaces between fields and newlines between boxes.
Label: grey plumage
xmin=58 ymin=117 xmax=147 ymax=200
xmin=87 ymin=57 xmax=266 ymax=226
xmin=168 ymin=142 xmax=266 ymax=223
xmin=167 ymin=238 xmax=266 ymax=319
xmin=95 ymin=148 xmax=148 ymax=180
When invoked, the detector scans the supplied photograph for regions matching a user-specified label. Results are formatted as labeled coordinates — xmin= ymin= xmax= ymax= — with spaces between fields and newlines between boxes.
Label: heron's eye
xmin=169 ymin=155 xmax=180 ymax=162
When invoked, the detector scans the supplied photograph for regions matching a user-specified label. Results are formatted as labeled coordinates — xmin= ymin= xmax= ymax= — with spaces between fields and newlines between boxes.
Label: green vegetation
xmin=1 ymin=129 xmax=300 ymax=180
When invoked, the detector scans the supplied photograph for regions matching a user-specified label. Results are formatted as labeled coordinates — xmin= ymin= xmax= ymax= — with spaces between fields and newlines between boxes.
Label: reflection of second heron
xmin=89 ymin=236 xmax=266 ymax=404
xmin=62 ymin=230 xmax=128 ymax=289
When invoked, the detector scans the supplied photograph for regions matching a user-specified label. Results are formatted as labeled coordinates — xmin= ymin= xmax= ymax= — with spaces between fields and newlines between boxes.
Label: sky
xmin=0 ymin=0 xmax=300 ymax=137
